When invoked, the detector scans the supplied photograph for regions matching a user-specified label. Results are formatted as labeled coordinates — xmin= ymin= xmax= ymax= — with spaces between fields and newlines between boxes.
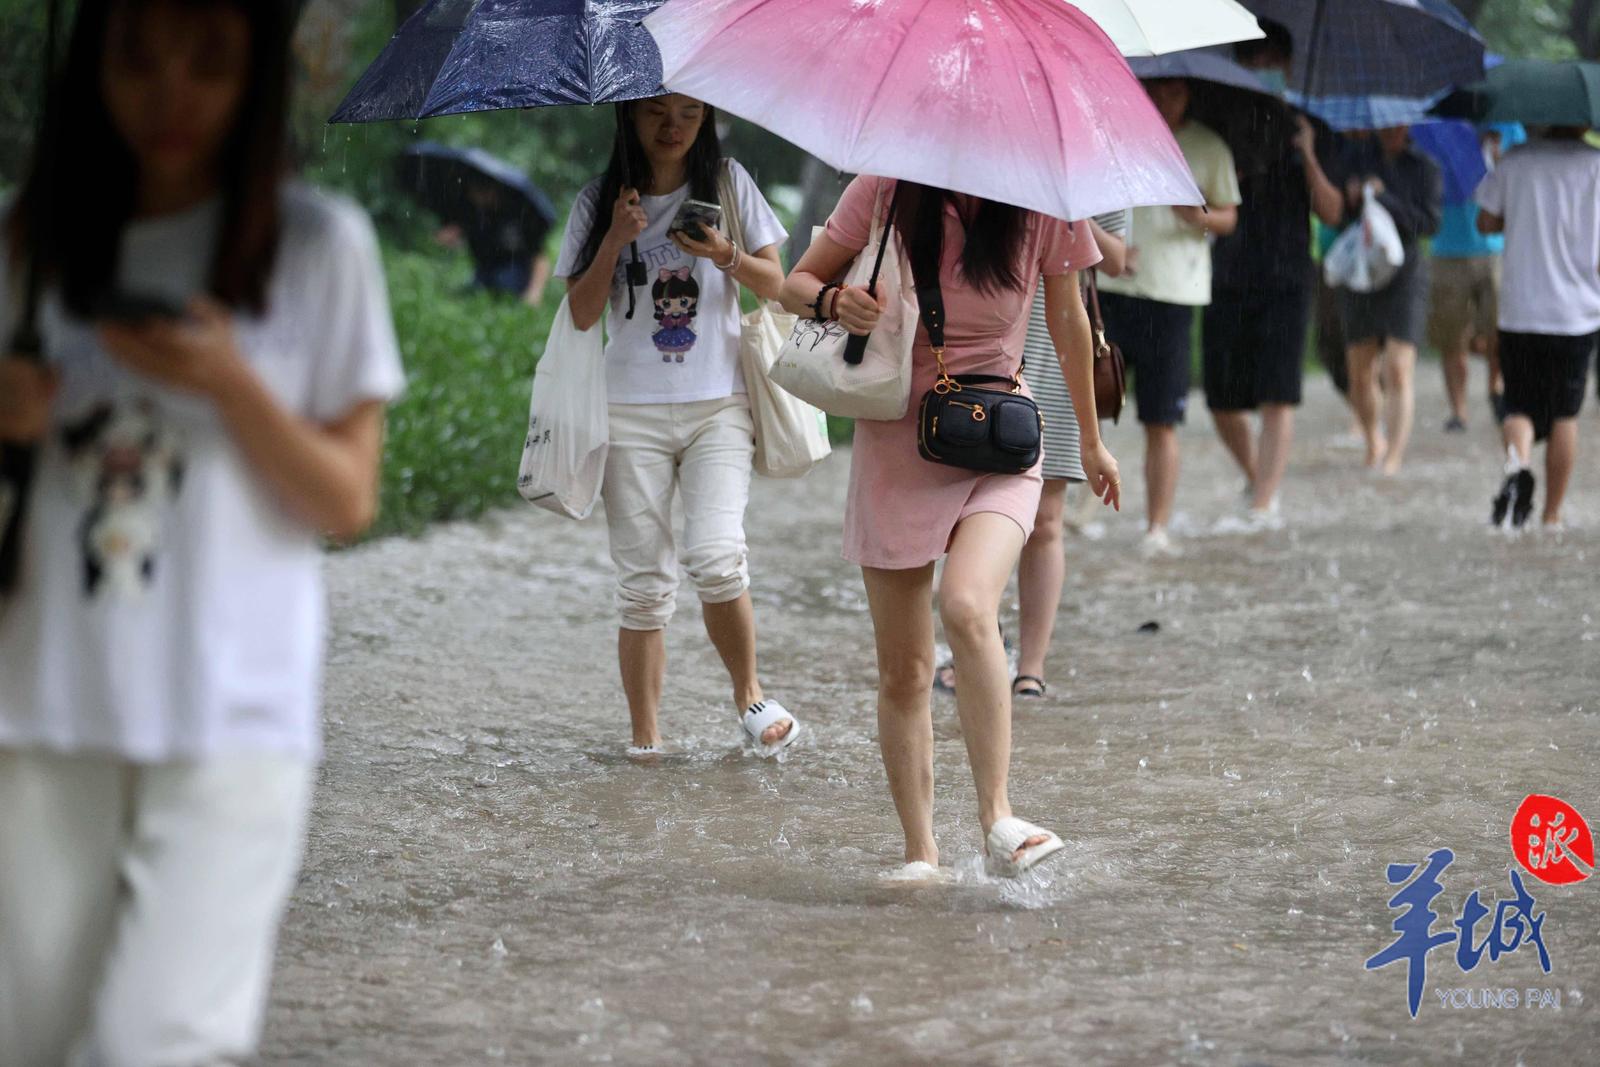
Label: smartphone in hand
xmin=667 ymin=199 xmax=723 ymax=243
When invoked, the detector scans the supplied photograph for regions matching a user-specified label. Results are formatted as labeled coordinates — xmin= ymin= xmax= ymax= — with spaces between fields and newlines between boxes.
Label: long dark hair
xmin=892 ymin=182 xmax=1029 ymax=296
xmin=572 ymin=98 xmax=723 ymax=277
xmin=6 ymin=0 xmax=294 ymax=318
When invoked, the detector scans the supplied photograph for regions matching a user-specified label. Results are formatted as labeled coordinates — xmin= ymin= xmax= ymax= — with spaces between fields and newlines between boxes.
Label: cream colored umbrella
xmin=1066 ymin=0 xmax=1264 ymax=56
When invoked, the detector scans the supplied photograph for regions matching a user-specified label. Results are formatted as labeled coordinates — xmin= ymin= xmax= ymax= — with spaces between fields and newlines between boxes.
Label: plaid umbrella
xmin=1288 ymin=90 xmax=1448 ymax=131
xmin=1240 ymin=0 xmax=1483 ymax=98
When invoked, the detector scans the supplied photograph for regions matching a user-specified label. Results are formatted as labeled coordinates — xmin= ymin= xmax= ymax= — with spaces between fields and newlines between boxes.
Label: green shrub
xmin=373 ymin=245 xmax=555 ymax=538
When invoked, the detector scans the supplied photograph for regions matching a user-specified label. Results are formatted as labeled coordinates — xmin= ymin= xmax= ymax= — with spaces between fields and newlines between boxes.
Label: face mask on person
xmin=1254 ymin=69 xmax=1288 ymax=95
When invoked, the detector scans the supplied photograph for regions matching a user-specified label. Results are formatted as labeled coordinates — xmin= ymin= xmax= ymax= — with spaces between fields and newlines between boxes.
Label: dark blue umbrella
xmin=1239 ymin=0 xmax=1484 ymax=99
xmin=1129 ymin=49 xmax=1294 ymax=175
xmin=330 ymin=0 xmax=666 ymax=123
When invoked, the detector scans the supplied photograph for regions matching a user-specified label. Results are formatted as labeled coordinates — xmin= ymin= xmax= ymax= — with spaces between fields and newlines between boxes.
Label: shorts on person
xmin=1202 ymin=282 xmax=1313 ymax=411
xmin=1427 ymin=256 xmax=1500 ymax=354
xmin=1343 ymin=256 xmax=1431 ymax=347
xmin=1099 ymin=291 xmax=1194 ymax=426
xmin=1498 ymin=330 xmax=1596 ymax=441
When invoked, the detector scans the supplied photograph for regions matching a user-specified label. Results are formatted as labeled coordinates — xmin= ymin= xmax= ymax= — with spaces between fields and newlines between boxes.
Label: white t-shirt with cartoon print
xmin=553 ymin=159 xmax=787 ymax=405
xmin=0 ymin=184 xmax=405 ymax=762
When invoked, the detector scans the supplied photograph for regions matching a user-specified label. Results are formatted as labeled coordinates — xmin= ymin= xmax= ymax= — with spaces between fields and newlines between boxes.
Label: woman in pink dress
xmin=780 ymin=178 xmax=1121 ymax=877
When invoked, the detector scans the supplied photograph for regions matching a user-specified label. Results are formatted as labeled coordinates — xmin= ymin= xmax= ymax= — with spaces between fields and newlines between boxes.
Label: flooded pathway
xmin=264 ymin=372 xmax=1599 ymax=1064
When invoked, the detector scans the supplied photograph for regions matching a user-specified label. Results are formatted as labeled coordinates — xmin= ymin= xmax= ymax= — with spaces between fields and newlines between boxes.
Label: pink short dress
xmin=827 ymin=177 xmax=1101 ymax=570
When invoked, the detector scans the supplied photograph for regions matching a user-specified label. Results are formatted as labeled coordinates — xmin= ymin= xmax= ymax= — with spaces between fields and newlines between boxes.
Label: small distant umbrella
xmin=329 ymin=0 xmax=666 ymax=122
xmin=397 ymin=142 xmax=557 ymax=233
xmin=1128 ymin=48 xmax=1294 ymax=176
xmin=1434 ymin=59 xmax=1600 ymax=129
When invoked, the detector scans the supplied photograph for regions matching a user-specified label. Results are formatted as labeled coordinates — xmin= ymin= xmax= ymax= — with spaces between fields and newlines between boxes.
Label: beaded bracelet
xmin=812 ymin=282 xmax=842 ymax=322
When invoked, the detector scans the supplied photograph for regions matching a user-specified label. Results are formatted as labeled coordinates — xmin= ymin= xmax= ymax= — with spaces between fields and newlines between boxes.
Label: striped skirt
xmin=1021 ymin=287 xmax=1085 ymax=483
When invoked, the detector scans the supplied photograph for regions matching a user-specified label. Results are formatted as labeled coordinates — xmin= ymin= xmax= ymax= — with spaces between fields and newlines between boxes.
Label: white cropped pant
xmin=0 ymin=748 xmax=313 ymax=1067
xmin=602 ymin=396 xmax=755 ymax=630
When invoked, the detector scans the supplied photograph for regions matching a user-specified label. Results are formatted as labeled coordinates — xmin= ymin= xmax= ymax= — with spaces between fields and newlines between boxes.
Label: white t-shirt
xmin=1477 ymin=139 xmax=1600 ymax=336
xmin=0 ymin=184 xmax=405 ymax=762
xmin=553 ymin=159 xmax=787 ymax=405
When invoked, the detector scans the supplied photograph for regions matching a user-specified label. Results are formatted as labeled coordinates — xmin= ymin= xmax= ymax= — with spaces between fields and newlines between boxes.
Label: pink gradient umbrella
xmin=643 ymin=0 xmax=1202 ymax=221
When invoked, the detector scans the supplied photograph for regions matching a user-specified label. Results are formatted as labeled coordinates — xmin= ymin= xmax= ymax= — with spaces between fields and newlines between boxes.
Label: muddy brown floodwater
xmin=263 ymin=373 xmax=1599 ymax=1065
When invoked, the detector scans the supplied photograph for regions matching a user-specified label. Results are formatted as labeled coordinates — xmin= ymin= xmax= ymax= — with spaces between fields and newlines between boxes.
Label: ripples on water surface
xmin=267 ymin=378 xmax=1598 ymax=1064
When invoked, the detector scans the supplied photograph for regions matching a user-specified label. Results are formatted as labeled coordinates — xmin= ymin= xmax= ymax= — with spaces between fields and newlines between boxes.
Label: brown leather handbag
xmin=1085 ymin=270 xmax=1126 ymax=424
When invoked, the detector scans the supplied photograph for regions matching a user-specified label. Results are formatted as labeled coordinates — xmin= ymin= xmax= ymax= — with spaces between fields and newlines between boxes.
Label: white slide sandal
xmin=985 ymin=816 xmax=1065 ymax=878
xmin=741 ymin=699 xmax=801 ymax=758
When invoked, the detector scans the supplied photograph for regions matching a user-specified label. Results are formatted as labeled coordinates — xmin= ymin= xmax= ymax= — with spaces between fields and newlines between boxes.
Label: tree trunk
xmin=1572 ymin=0 xmax=1600 ymax=59
xmin=786 ymin=155 xmax=848 ymax=265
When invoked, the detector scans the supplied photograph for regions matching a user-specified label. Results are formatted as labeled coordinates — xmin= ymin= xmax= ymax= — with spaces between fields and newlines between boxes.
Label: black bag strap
xmin=865 ymin=180 xmax=903 ymax=295
xmin=1084 ymin=268 xmax=1110 ymax=358
xmin=909 ymin=207 xmax=1022 ymax=385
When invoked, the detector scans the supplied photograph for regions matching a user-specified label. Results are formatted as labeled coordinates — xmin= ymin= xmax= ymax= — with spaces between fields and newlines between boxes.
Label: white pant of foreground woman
xmin=0 ymin=749 xmax=312 ymax=1067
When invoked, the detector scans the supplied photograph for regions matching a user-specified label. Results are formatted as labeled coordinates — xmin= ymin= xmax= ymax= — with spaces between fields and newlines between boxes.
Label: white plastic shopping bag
xmin=1324 ymin=186 xmax=1405 ymax=294
xmin=516 ymin=296 xmax=608 ymax=519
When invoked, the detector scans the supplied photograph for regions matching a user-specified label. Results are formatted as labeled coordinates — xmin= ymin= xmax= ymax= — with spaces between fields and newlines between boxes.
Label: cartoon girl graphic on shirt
xmin=651 ymin=266 xmax=699 ymax=363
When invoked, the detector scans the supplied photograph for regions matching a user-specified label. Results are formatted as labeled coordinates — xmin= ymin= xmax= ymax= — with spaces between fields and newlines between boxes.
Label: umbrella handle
xmin=623 ymin=242 xmax=647 ymax=320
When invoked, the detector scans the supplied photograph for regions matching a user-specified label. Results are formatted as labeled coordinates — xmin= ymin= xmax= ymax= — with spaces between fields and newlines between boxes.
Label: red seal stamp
xmin=1511 ymin=794 xmax=1594 ymax=886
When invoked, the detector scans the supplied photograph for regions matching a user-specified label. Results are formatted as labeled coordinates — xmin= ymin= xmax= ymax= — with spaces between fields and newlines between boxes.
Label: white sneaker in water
xmin=1140 ymin=528 xmax=1179 ymax=559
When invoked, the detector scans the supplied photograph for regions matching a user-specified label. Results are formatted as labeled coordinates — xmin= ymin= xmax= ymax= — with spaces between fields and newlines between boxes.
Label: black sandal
xmin=1012 ymin=675 xmax=1047 ymax=698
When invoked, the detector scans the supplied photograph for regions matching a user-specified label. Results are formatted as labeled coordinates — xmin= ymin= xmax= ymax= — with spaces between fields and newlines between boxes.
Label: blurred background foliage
xmin=0 ymin=0 xmax=1592 ymax=536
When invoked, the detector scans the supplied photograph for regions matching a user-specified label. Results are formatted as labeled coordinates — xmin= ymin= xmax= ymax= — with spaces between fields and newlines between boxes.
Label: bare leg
xmin=702 ymin=593 xmax=790 ymax=744
xmin=1380 ymin=341 xmax=1418 ymax=475
xmin=1486 ymin=330 xmax=1504 ymax=400
xmin=861 ymin=563 xmax=939 ymax=866
xmin=1347 ymin=341 xmax=1385 ymax=467
xmin=1210 ymin=409 xmax=1258 ymax=488
xmin=940 ymin=513 xmax=1047 ymax=862
xmin=1544 ymin=418 xmax=1579 ymax=525
xmin=1253 ymin=403 xmax=1295 ymax=511
xmin=1503 ymin=414 xmax=1535 ymax=467
xmin=1443 ymin=344 xmax=1470 ymax=423
xmin=619 ymin=628 xmax=666 ymax=749
xmin=1144 ymin=424 xmax=1180 ymax=532
xmin=1016 ymin=480 xmax=1068 ymax=685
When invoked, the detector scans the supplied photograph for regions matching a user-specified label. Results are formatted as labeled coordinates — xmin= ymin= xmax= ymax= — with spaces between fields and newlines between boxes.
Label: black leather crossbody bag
xmin=914 ymin=274 xmax=1042 ymax=474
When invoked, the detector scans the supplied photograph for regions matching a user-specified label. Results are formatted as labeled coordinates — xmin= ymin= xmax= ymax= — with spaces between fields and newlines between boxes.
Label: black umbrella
xmin=1129 ymin=49 xmax=1294 ymax=177
xmin=397 ymin=143 xmax=560 ymax=298
xmin=1240 ymin=0 xmax=1484 ymax=99
xmin=0 ymin=0 xmax=63 ymax=595
xmin=398 ymin=141 xmax=557 ymax=245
